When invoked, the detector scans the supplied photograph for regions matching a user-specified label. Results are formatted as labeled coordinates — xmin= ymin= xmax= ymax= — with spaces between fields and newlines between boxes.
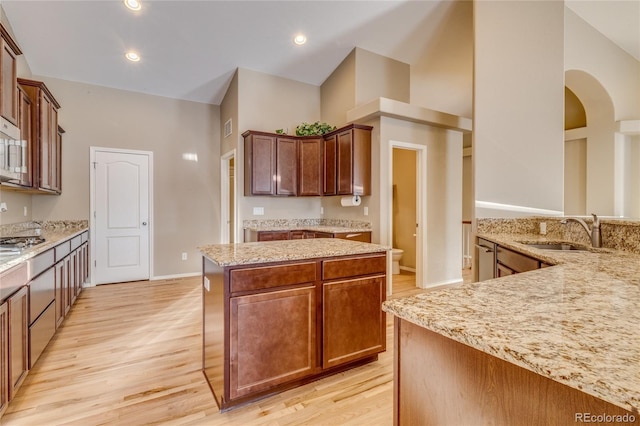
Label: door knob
xmin=142 ymin=222 xmax=148 ymax=226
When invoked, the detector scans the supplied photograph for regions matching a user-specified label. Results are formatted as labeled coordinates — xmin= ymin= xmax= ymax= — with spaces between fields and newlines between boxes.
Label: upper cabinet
xmin=243 ymin=124 xmax=371 ymax=197
xmin=326 ymin=124 xmax=371 ymax=196
xmin=17 ymin=78 xmax=62 ymax=194
xmin=0 ymin=24 xmax=21 ymax=126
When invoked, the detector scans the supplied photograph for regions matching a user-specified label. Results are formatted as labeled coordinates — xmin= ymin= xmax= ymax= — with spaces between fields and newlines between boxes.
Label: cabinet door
xmin=0 ymin=302 xmax=8 ymax=415
xmin=8 ymin=286 xmax=28 ymax=399
xmin=336 ymin=130 xmax=353 ymax=195
xmin=38 ymin=92 xmax=52 ymax=190
xmin=298 ymin=138 xmax=322 ymax=196
xmin=322 ymin=276 xmax=385 ymax=369
xmin=55 ymin=260 xmax=66 ymax=328
xmin=323 ymin=135 xmax=337 ymax=195
xmin=49 ymin=110 xmax=60 ymax=192
xmin=0 ymin=38 xmax=18 ymax=125
xmin=229 ymin=286 xmax=317 ymax=400
xmin=244 ymin=134 xmax=276 ymax=195
xmin=69 ymin=250 xmax=78 ymax=306
xmin=17 ymin=86 xmax=33 ymax=187
xmin=257 ymin=231 xmax=290 ymax=242
xmin=276 ymin=137 xmax=297 ymax=196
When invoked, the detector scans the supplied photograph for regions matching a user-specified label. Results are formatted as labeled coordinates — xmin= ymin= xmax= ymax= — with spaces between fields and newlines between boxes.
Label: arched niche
xmin=565 ymin=70 xmax=616 ymax=216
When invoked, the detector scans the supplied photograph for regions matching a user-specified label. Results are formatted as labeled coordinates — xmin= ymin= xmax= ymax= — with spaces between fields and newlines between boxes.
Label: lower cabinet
xmin=203 ymin=251 xmax=387 ymax=411
xmin=0 ymin=302 xmax=8 ymax=416
xmin=229 ymin=286 xmax=317 ymax=399
xmin=0 ymin=230 xmax=89 ymax=419
xmin=7 ymin=286 xmax=28 ymax=400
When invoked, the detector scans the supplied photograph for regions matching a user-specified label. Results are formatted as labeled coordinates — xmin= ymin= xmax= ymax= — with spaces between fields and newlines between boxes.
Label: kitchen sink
xmin=520 ymin=242 xmax=588 ymax=251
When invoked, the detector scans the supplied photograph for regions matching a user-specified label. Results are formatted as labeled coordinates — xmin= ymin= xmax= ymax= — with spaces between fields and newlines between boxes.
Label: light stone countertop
xmin=383 ymin=232 xmax=640 ymax=413
xmin=0 ymin=223 xmax=89 ymax=274
xmin=199 ymin=238 xmax=389 ymax=267
xmin=244 ymin=225 xmax=372 ymax=233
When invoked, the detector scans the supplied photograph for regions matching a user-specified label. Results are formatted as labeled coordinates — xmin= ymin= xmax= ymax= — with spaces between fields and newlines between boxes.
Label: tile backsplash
xmin=477 ymin=217 xmax=640 ymax=254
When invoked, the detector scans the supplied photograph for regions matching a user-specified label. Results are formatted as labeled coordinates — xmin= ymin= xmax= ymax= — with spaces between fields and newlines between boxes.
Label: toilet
xmin=391 ymin=248 xmax=404 ymax=275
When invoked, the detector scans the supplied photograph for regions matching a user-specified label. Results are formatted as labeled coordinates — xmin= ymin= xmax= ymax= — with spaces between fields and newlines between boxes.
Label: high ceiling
xmin=2 ymin=0 xmax=638 ymax=106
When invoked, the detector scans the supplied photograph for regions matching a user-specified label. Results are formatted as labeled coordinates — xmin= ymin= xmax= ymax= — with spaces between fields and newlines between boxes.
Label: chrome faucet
xmin=561 ymin=213 xmax=601 ymax=248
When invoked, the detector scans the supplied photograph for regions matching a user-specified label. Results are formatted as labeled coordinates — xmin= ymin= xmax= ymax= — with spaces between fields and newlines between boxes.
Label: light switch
xmin=253 ymin=207 xmax=264 ymax=216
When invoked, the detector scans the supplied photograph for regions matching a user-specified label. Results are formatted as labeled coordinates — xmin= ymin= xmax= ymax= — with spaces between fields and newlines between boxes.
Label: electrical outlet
xmin=24 ymin=206 xmax=28 ymax=216
xmin=253 ymin=207 xmax=264 ymax=216
xmin=364 ymin=207 xmax=369 ymax=216
xmin=320 ymin=206 xmax=324 ymax=215
xmin=0 ymin=202 xmax=7 ymax=213
xmin=181 ymin=252 xmax=188 ymax=261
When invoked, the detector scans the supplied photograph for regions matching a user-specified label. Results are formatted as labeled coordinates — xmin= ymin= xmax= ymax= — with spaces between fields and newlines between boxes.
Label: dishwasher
xmin=475 ymin=238 xmax=496 ymax=281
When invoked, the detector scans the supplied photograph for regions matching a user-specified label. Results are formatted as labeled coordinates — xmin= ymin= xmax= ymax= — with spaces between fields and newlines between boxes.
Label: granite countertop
xmin=244 ymin=224 xmax=372 ymax=233
xmin=199 ymin=238 xmax=389 ymax=267
xmin=0 ymin=223 xmax=89 ymax=274
xmin=383 ymin=232 xmax=640 ymax=413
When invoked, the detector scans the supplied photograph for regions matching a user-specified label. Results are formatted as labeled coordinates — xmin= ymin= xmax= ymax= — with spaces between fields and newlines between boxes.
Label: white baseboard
xmin=151 ymin=272 xmax=200 ymax=281
xmin=399 ymin=266 xmax=416 ymax=273
xmin=421 ymin=277 xmax=463 ymax=289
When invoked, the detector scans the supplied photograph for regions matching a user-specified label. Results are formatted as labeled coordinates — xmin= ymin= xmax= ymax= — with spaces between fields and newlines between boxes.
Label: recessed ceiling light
xmin=293 ymin=34 xmax=307 ymax=46
xmin=125 ymin=51 xmax=141 ymax=62
xmin=124 ymin=0 xmax=141 ymax=11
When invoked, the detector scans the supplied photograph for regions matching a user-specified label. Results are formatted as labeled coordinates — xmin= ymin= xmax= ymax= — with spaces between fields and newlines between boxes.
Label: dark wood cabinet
xmin=229 ymin=285 xmax=317 ymax=399
xmin=0 ymin=25 xmax=21 ymax=126
xmin=496 ymin=245 xmax=541 ymax=274
xmin=203 ymin=250 xmax=386 ymax=412
xmin=54 ymin=259 xmax=66 ymax=328
xmin=323 ymin=134 xmax=337 ymax=195
xmin=7 ymin=286 xmax=28 ymax=400
xmin=324 ymin=124 xmax=372 ymax=196
xmin=243 ymin=124 xmax=371 ymax=197
xmin=321 ymin=255 xmax=385 ymax=369
xmin=0 ymin=302 xmax=8 ymax=417
xmin=298 ymin=137 xmax=323 ymax=196
xmin=17 ymin=78 xmax=62 ymax=194
xmin=16 ymin=86 xmax=32 ymax=187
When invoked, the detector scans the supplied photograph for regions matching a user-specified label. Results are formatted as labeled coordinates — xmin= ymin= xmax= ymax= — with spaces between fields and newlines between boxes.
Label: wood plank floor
xmin=2 ymin=269 xmax=471 ymax=425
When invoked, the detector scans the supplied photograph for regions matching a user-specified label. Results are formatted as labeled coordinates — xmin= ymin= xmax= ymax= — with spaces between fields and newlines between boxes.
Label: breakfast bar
xmin=199 ymin=238 xmax=389 ymax=411
xmin=383 ymin=232 xmax=640 ymax=425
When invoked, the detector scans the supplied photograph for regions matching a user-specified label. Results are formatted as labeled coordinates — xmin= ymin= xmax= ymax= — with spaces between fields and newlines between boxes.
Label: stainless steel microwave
xmin=0 ymin=116 xmax=25 ymax=183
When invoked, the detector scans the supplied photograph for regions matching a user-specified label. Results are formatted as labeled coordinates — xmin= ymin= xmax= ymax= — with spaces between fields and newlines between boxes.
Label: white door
xmin=93 ymin=149 xmax=151 ymax=285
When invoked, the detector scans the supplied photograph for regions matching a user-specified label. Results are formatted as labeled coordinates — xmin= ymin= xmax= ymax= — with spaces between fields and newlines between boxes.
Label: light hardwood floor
xmin=3 ymin=269 xmax=471 ymax=425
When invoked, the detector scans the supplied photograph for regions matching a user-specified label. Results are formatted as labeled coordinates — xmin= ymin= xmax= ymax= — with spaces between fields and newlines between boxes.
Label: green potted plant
xmin=295 ymin=121 xmax=337 ymax=136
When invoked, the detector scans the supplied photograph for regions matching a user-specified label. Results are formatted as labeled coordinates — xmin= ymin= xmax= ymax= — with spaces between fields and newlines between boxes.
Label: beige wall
xmin=236 ymin=68 xmax=322 ymax=230
xmin=355 ymin=48 xmax=409 ymax=107
xmin=410 ymin=0 xmax=473 ymax=118
xmin=379 ymin=117 xmax=463 ymax=287
xmin=392 ymin=148 xmax=416 ymax=269
xmin=564 ymin=138 xmax=587 ymax=215
xmin=474 ymin=0 xmax=565 ymax=218
xmin=220 ymin=70 xmax=239 ymax=156
xmin=320 ymin=48 xmax=410 ymax=128
xmin=321 ymin=50 xmax=356 ymax=128
xmin=28 ymin=77 xmax=221 ymax=278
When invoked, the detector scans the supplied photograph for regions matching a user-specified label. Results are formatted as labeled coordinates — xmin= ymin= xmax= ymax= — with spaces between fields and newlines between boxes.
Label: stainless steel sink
xmin=521 ymin=242 xmax=588 ymax=251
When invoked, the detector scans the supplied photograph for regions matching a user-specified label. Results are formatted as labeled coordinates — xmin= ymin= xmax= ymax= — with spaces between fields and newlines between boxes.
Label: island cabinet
xmin=202 ymin=249 xmax=387 ymax=412
xmin=0 ymin=302 xmax=7 ymax=416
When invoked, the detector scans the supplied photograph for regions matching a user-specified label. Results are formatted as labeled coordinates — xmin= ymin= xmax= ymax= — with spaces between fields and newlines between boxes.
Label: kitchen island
xmin=199 ymin=238 xmax=389 ymax=412
xmin=383 ymin=232 xmax=640 ymax=425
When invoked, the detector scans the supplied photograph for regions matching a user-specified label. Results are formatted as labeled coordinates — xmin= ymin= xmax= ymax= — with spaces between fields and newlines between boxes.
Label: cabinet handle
xmin=474 ymin=244 xmax=494 ymax=253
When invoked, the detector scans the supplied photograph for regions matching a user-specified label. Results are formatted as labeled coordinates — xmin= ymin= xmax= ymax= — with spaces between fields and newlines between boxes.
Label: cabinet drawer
xmin=28 ymin=267 xmax=55 ymax=324
xmin=496 ymin=246 xmax=539 ymax=273
xmin=257 ymin=231 xmax=290 ymax=242
xmin=70 ymin=235 xmax=82 ymax=251
xmin=322 ymin=254 xmax=386 ymax=281
xmin=333 ymin=232 xmax=372 ymax=243
xmin=0 ymin=262 xmax=28 ymax=302
xmin=29 ymin=301 xmax=56 ymax=368
xmin=81 ymin=231 xmax=89 ymax=243
xmin=54 ymin=240 xmax=71 ymax=261
xmin=230 ymin=262 xmax=317 ymax=293
xmin=29 ymin=248 xmax=55 ymax=278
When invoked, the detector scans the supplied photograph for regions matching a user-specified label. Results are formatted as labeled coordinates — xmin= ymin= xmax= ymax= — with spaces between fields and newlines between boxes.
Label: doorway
xmin=387 ymin=141 xmax=427 ymax=291
xmin=221 ymin=150 xmax=237 ymax=244
xmin=90 ymin=147 xmax=153 ymax=285
xmin=392 ymin=148 xmax=417 ymax=273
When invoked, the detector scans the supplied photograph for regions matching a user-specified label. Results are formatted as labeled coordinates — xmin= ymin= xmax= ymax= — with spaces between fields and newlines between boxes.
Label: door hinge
xmin=93 ymin=211 xmax=96 ymax=218
xmin=94 ymin=260 xmax=97 ymax=267
xmin=93 ymin=162 xmax=97 ymax=169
